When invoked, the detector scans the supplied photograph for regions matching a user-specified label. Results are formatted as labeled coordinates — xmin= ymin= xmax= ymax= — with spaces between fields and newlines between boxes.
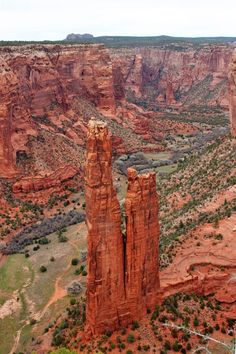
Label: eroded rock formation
xmin=12 ymin=165 xmax=79 ymax=194
xmin=125 ymin=168 xmax=160 ymax=316
xmin=111 ymin=45 xmax=233 ymax=107
xmin=85 ymin=120 xmax=126 ymax=334
xmin=229 ymin=49 xmax=236 ymax=137
xmin=0 ymin=42 xmax=233 ymax=193
xmin=85 ymin=120 xmax=160 ymax=335
xmin=0 ymin=44 xmax=115 ymax=178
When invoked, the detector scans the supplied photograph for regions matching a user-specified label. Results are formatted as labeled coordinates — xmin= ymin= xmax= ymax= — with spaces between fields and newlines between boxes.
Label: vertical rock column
xmin=125 ymin=168 xmax=160 ymax=317
xmin=85 ymin=120 xmax=125 ymax=334
xmin=229 ymin=50 xmax=236 ymax=137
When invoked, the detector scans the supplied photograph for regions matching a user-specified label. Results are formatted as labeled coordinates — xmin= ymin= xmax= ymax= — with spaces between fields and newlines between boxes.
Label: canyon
xmin=0 ymin=42 xmax=234 ymax=191
xmin=85 ymin=120 xmax=161 ymax=335
xmin=0 ymin=39 xmax=235 ymax=353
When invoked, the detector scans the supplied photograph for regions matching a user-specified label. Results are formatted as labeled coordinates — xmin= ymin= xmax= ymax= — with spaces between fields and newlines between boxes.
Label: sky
xmin=0 ymin=0 xmax=235 ymax=41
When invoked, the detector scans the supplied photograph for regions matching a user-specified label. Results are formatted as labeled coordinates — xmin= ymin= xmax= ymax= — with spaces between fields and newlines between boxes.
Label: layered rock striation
xmin=229 ymin=49 xmax=236 ymax=137
xmin=85 ymin=120 xmax=160 ymax=335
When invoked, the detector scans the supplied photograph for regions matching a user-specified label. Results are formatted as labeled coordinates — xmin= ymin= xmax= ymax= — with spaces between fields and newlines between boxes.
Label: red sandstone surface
xmin=125 ymin=168 xmax=160 ymax=315
xmin=161 ymin=214 xmax=236 ymax=299
xmin=111 ymin=45 xmax=233 ymax=108
xmin=85 ymin=120 xmax=126 ymax=335
xmin=12 ymin=165 xmax=79 ymax=195
xmin=0 ymin=44 xmax=115 ymax=179
xmin=0 ymin=43 xmax=232 ymax=187
xmin=229 ymin=49 xmax=236 ymax=136
xmin=85 ymin=121 xmax=161 ymax=335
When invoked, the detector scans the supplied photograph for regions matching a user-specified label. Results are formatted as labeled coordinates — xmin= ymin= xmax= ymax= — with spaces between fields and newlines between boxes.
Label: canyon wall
xmin=85 ymin=120 xmax=161 ymax=335
xmin=111 ymin=44 xmax=233 ymax=107
xmin=0 ymin=42 xmax=233 ymax=188
xmin=229 ymin=49 xmax=236 ymax=136
xmin=0 ymin=44 xmax=115 ymax=178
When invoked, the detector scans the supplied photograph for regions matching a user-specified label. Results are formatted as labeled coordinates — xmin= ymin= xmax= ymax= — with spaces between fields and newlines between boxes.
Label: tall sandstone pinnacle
xmin=85 ymin=120 xmax=126 ymax=335
xmin=125 ymin=168 xmax=160 ymax=316
xmin=229 ymin=49 xmax=236 ymax=137
xmin=85 ymin=120 xmax=161 ymax=335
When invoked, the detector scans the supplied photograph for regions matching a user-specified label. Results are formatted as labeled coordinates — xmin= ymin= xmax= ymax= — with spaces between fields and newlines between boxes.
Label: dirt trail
xmin=10 ymin=329 xmax=23 ymax=354
xmin=35 ymin=262 xmax=70 ymax=321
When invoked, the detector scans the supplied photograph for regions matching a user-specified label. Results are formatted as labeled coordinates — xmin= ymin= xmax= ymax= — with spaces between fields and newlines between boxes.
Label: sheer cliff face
xmin=85 ymin=121 xmax=160 ymax=335
xmin=111 ymin=45 xmax=233 ymax=107
xmin=0 ymin=44 xmax=115 ymax=177
xmin=229 ymin=50 xmax=236 ymax=136
xmin=85 ymin=121 xmax=125 ymax=335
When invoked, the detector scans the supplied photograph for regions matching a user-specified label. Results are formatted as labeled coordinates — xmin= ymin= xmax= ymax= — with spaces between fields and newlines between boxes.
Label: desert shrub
xmin=39 ymin=265 xmax=47 ymax=273
xmin=193 ymin=316 xmax=199 ymax=326
xmin=127 ymin=333 xmax=135 ymax=343
xmin=39 ymin=237 xmax=50 ymax=245
xmin=164 ymin=340 xmax=171 ymax=350
xmin=172 ymin=341 xmax=181 ymax=352
xmin=71 ymin=258 xmax=79 ymax=266
xmin=70 ymin=298 xmax=76 ymax=305
xmin=58 ymin=234 xmax=68 ymax=242
xmin=131 ymin=320 xmax=140 ymax=330
xmin=186 ymin=343 xmax=191 ymax=350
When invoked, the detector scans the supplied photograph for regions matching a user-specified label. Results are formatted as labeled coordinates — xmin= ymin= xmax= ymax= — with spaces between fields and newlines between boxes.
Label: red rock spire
xmin=85 ymin=120 xmax=161 ymax=335
xmin=125 ymin=168 xmax=160 ymax=316
xmin=85 ymin=120 xmax=125 ymax=335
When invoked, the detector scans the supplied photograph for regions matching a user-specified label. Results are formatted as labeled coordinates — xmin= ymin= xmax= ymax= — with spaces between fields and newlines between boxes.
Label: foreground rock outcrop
xmin=85 ymin=120 xmax=160 ymax=335
xmin=229 ymin=49 xmax=236 ymax=136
